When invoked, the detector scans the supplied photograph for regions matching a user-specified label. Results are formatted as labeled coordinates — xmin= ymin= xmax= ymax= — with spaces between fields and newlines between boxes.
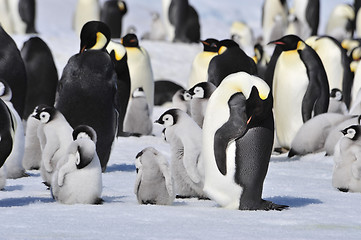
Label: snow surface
xmin=2 ymin=0 xmax=361 ymax=239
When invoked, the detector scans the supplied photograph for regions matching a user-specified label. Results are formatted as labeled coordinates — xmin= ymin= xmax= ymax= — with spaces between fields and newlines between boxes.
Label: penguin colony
xmin=2 ymin=0 xmax=361 ymax=211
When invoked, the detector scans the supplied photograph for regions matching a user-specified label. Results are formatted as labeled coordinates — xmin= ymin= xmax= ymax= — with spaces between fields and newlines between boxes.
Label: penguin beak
xmin=154 ymin=119 xmax=163 ymax=124
xmin=80 ymin=45 xmax=87 ymax=53
xmin=268 ymin=40 xmax=285 ymax=45
xmin=247 ymin=115 xmax=252 ymax=125
xmin=341 ymin=129 xmax=347 ymax=135
xmin=32 ymin=112 xmax=40 ymax=120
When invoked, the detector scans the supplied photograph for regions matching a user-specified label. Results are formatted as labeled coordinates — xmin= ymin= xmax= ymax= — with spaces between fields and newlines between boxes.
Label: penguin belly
xmin=273 ymin=52 xmax=309 ymax=149
xmin=188 ymin=52 xmax=217 ymax=88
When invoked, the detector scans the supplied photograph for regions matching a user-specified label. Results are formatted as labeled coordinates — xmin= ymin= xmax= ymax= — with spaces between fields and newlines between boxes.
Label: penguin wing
xmin=18 ymin=0 xmax=36 ymax=30
xmin=57 ymin=153 xmax=77 ymax=187
xmin=214 ymin=93 xmax=248 ymax=175
xmin=181 ymin=141 xmax=202 ymax=184
xmin=156 ymin=155 xmax=173 ymax=197
xmin=300 ymin=48 xmax=330 ymax=122
xmin=134 ymin=158 xmax=142 ymax=195
xmin=351 ymin=152 xmax=361 ymax=179
xmin=42 ymin=131 xmax=60 ymax=172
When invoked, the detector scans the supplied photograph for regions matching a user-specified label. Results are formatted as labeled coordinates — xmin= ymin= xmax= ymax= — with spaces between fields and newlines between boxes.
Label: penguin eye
xmin=40 ymin=112 xmax=50 ymax=123
xmin=183 ymin=92 xmax=192 ymax=101
xmin=346 ymin=128 xmax=356 ymax=139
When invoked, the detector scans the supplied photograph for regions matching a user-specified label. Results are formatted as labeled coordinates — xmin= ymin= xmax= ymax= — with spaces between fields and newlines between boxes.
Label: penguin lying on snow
xmin=202 ymin=71 xmax=288 ymax=210
xmin=332 ymin=125 xmax=361 ymax=193
xmin=51 ymin=125 xmax=103 ymax=204
xmin=134 ymin=147 xmax=175 ymax=205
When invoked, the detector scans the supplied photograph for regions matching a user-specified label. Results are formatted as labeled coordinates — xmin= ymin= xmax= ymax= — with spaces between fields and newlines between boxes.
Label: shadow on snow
xmin=266 ymin=196 xmax=322 ymax=208
xmin=0 ymin=197 xmax=54 ymax=207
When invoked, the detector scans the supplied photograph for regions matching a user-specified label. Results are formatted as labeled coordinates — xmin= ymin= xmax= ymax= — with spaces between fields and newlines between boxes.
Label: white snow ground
xmin=2 ymin=0 xmax=361 ymax=239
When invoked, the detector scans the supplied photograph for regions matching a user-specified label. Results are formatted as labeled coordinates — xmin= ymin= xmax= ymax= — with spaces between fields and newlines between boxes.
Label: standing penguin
xmin=0 ymin=81 xmax=26 ymax=179
xmin=106 ymin=40 xmax=131 ymax=136
xmin=73 ymin=0 xmax=100 ymax=35
xmin=51 ymin=125 xmax=102 ymax=204
xmin=123 ymin=88 xmax=153 ymax=136
xmin=134 ymin=147 xmax=175 ymax=205
xmin=171 ymin=89 xmax=191 ymax=115
xmin=328 ymin=88 xmax=348 ymax=114
xmin=32 ymin=105 xmax=73 ymax=187
xmin=187 ymin=81 xmax=216 ymax=128
xmin=155 ymin=109 xmax=206 ymax=199
xmin=21 ymin=37 xmax=59 ymax=120
xmin=269 ymin=35 xmax=330 ymax=149
xmin=253 ymin=43 xmax=270 ymax=80
xmin=332 ymin=125 xmax=361 ymax=193
xmin=0 ymin=0 xmax=14 ymax=33
xmin=122 ymin=33 xmax=154 ymax=115
xmin=188 ymin=38 xmax=219 ymax=89
xmin=207 ymin=39 xmax=257 ymax=87
xmin=100 ymin=0 xmax=127 ymax=39
xmin=230 ymin=21 xmax=254 ymax=50
xmin=202 ymin=71 xmax=287 ymax=210
xmin=0 ymin=98 xmax=14 ymax=172
xmin=22 ymin=111 xmax=42 ymax=170
xmin=55 ymin=50 xmax=118 ymax=172
xmin=7 ymin=0 xmax=37 ymax=34
xmin=325 ymin=4 xmax=355 ymax=42
xmin=0 ymin=26 xmax=27 ymax=119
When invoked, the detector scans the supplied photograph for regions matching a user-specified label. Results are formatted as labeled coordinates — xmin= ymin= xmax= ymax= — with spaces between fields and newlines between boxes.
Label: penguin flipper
xmin=214 ymin=93 xmax=248 ymax=175
xmin=156 ymin=153 xmax=173 ymax=196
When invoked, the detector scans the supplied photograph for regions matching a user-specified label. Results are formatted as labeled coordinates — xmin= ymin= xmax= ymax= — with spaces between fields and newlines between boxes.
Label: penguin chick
xmin=187 ymin=82 xmax=216 ymax=128
xmin=332 ymin=125 xmax=361 ymax=192
xmin=32 ymin=105 xmax=73 ymax=187
xmin=123 ymin=88 xmax=153 ymax=136
xmin=79 ymin=20 xmax=111 ymax=53
xmin=155 ymin=108 xmax=207 ymax=199
xmin=22 ymin=113 xmax=42 ymax=170
xmin=51 ymin=125 xmax=103 ymax=204
xmin=141 ymin=11 xmax=167 ymax=41
xmin=328 ymin=88 xmax=348 ymax=114
xmin=171 ymin=89 xmax=191 ymax=115
xmin=134 ymin=147 xmax=175 ymax=205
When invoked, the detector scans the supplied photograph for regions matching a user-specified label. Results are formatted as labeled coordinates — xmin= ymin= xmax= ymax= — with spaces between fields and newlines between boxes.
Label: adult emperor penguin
xmin=0 ymin=25 xmax=27 ymax=119
xmin=253 ymin=43 xmax=270 ymax=80
xmin=155 ymin=108 xmax=207 ymax=199
xmin=230 ymin=21 xmax=254 ymax=50
xmin=0 ymin=98 xmax=14 ymax=171
xmin=73 ymin=0 xmax=100 ymax=36
xmin=162 ymin=0 xmax=200 ymax=43
xmin=0 ymin=0 xmax=14 ymax=33
xmin=100 ymin=0 xmax=127 ymax=39
xmin=188 ymin=38 xmax=219 ymax=89
xmin=202 ymin=71 xmax=287 ymax=210
xmin=51 ymin=125 xmax=103 ymax=204
xmin=269 ymin=35 xmax=330 ymax=150
xmin=32 ymin=105 xmax=73 ymax=187
xmin=187 ymin=81 xmax=216 ymax=128
xmin=207 ymin=39 xmax=257 ymax=87
xmin=106 ymin=40 xmax=131 ymax=136
xmin=325 ymin=4 xmax=355 ymax=42
xmin=134 ymin=147 xmax=175 ymax=205
xmin=332 ymin=125 xmax=361 ymax=193
xmin=79 ymin=20 xmax=111 ymax=53
xmin=261 ymin=0 xmax=288 ymax=45
xmin=55 ymin=50 xmax=118 ymax=172
xmin=7 ymin=0 xmax=37 ymax=34
xmin=123 ymin=88 xmax=153 ymax=136
xmin=287 ymin=0 xmax=319 ymax=40
xmin=122 ymin=33 xmax=154 ymax=115
xmin=0 ymin=81 xmax=26 ymax=179
xmin=306 ymin=36 xmax=353 ymax=108
xmin=20 ymin=37 xmax=59 ymax=120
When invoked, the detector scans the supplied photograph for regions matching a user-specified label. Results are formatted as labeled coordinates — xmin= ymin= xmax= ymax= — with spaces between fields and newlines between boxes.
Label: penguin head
xmin=31 ymin=104 xmax=56 ymax=124
xmin=155 ymin=109 xmax=179 ymax=128
xmin=330 ymin=88 xmax=343 ymax=101
xmin=80 ymin=21 xmax=111 ymax=53
xmin=268 ymin=35 xmax=306 ymax=52
xmin=341 ymin=125 xmax=361 ymax=140
xmin=201 ymin=38 xmax=219 ymax=52
xmin=118 ymin=0 xmax=127 ymax=14
xmin=187 ymin=82 xmax=216 ymax=99
xmin=72 ymin=125 xmax=97 ymax=143
xmin=107 ymin=40 xmax=127 ymax=62
xmin=217 ymin=39 xmax=240 ymax=55
xmin=0 ymin=80 xmax=12 ymax=101
xmin=121 ymin=33 xmax=139 ymax=48
xmin=253 ymin=43 xmax=264 ymax=63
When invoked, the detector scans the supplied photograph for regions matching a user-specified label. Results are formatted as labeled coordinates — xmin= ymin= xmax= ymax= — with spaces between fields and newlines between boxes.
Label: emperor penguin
xmin=51 ymin=125 xmax=103 ymax=204
xmin=355 ymin=0 xmax=361 ymax=38
xmin=288 ymin=113 xmax=354 ymax=157
xmin=162 ymin=0 xmax=200 ymax=43
xmin=188 ymin=38 xmax=219 ymax=89
xmin=0 ymin=0 xmax=14 ymax=33
xmin=0 ymin=98 xmax=14 ymax=173
xmin=253 ymin=43 xmax=270 ymax=80
xmin=20 ymin=37 xmax=59 ymax=120
xmin=0 ymin=25 xmax=27 ymax=119
xmin=261 ymin=0 xmax=288 ymax=45
xmin=332 ymin=125 xmax=361 ymax=193
xmin=155 ymin=109 xmax=207 ymax=199
xmin=32 ymin=105 xmax=73 ymax=187
xmin=202 ymin=71 xmax=287 ymax=210
xmin=73 ymin=0 xmax=100 ymax=36
xmin=286 ymin=0 xmax=319 ymax=40
xmin=141 ymin=12 xmax=167 ymax=41
xmin=122 ymin=33 xmax=154 ymax=115
xmin=123 ymin=88 xmax=153 ymax=136
xmin=100 ymin=0 xmax=127 ymax=39
xmin=207 ymin=39 xmax=257 ymax=87
xmin=79 ymin=20 xmax=111 ymax=53
xmin=0 ymin=81 xmax=26 ymax=179
xmin=106 ymin=40 xmax=131 ymax=136
xmin=55 ymin=50 xmax=118 ymax=172
xmin=324 ymin=115 xmax=361 ymax=156
xmin=171 ymin=89 xmax=191 ymax=115
xmin=22 ymin=111 xmax=42 ymax=170
xmin=325 ymin=4 xmax=355 ymax=42
xmin=269 ymin=35 xmax=330 ymax=150
xmin=187 ymin=82 xmax=216 ymax=128
xmin=328 ymin=88 xmax=348 ymax=114
xmin=8 ymin=0 xmax=37 ymax=34
xmin=0 ymin=165 xmax=6 ymax=190
xmin=230 ymin=21 xmax=254 ymax=50
xmin=134 ymin=147 xmax=175 ymax=205
xmin=154 ymin=80 xmax=184 ymax=106
xmin=305 ymin=36 xmax=353 ymax=108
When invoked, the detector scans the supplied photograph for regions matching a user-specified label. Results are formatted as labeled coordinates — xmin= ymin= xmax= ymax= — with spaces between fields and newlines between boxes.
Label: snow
xmin=2 ymin=0 xmax=361 ymax=239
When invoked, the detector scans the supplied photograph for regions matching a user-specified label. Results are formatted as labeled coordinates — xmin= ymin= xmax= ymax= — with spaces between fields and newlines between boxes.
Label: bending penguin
xmin=51 ymin=125 xmax=103 ymax=204
xmin=134 ymin=147 xmax=175 ymax=205
xmin=202 ymin=71 xmax=288 ymax=210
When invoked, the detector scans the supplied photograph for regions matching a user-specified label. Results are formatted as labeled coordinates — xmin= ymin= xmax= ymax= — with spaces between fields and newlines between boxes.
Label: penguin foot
xmin=176 ymin=195 xmax=194 ymax=199
xmin=288 ymin=148 xmax=298 ymax=158
xmin=117 ymin=131 xmax=142 ymax=137
xmin=197 ymin=196 xmax=211 ymax=200
xmin=42 ymin=181 xmax=51 ymax=189
xmin=337 ymin=188 xmax=349 ymax=192
xmin=261 ymin=200 xmax=289 ymax=211
xmin=94 ymin=197 xmax=104 ymax=205
xmin=273 ymin=147 xmax=289 ymax=154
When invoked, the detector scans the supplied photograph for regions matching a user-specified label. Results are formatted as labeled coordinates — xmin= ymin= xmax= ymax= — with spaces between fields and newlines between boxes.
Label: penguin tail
xmin=93 ymin=197 xmax=104 ymax=205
